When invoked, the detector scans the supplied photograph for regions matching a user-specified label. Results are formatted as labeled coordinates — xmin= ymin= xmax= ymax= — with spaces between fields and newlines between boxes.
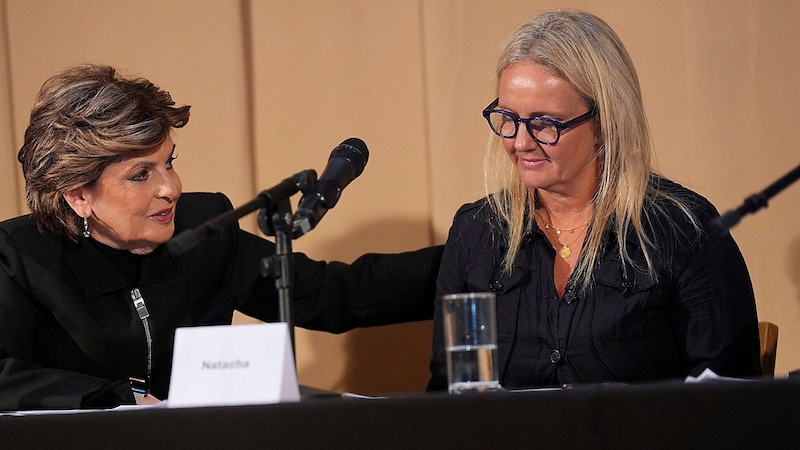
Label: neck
xmin=534 ymin=189 xmax=594 ymax=228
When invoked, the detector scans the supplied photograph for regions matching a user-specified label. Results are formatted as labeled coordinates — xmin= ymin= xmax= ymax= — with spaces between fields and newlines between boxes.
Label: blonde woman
xmin=429 ymin=10 xmax=760 ymax=391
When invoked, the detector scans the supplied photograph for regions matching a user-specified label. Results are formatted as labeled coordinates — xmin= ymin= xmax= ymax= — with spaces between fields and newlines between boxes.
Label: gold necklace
xmin=536 ymin=210 xmax=590 ymax=259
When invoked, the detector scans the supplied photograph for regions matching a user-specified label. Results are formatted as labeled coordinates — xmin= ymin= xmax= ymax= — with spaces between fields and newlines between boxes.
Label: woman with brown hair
xmin=0 ymin=64 xmax=442 ymax=410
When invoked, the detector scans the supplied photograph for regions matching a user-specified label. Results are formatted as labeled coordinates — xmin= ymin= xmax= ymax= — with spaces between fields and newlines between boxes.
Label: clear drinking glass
xmin=442 ymin=292 xmax=501 ymax=394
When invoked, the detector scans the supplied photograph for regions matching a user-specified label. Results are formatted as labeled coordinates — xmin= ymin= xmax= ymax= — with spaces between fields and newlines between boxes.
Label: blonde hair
xmin=17 ymin=64 xmax=191 ymax=241
xmin=485 ymin=10 xmax=693 ymax=292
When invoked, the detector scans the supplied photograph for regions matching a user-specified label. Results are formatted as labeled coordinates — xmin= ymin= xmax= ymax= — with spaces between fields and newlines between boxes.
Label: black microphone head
xmin=292 ymin=137 xmax=369 ymax=239
xmin=333 ymin=137 xmax=369 ymax=177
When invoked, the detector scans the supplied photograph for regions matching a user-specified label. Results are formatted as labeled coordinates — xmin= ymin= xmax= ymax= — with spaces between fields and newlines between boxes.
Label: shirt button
xmin=622 ymin=279 xmax=635 ymax=293
xmin=489 ymin=280 xmax=503 ymax=292
xmin=549 ymin=350 xmax=562 ymax=364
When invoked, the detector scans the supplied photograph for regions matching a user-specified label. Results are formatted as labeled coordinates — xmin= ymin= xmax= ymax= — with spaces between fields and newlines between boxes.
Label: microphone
xmin=292 ymin=137 xmax=369 ymax=238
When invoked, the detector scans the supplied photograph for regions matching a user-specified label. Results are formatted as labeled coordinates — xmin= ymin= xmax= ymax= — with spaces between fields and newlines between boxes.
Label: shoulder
xmin=643 ymin=175 xmax=725 ymax=252
xmin=453 ymin=197 xmax=493 ymax=222
xmin=0 ymin=214 xmax=63 ymax=273
xmin=444 ymin=197 xmax=502 ymax=256
xmin=174 ymin=192 xmax=234 ymax=231
xmin=0 ymin=214 xmax=34 ymax=235
xmin=648 ymin=175 xmax=720 ymax=224
xmin=0 ymin=214 xmax=58 ymax=249
xmin=448 ymin=197 xmax=494 ymax=234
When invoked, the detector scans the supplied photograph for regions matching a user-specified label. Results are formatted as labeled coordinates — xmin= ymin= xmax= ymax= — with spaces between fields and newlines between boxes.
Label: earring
xmin=83 ymin=217 xmax=91 ymax=238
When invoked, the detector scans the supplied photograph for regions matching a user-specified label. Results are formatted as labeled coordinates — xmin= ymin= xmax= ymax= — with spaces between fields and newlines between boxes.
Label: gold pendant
xmin=559 ymin=245 xmax=571 ymax=258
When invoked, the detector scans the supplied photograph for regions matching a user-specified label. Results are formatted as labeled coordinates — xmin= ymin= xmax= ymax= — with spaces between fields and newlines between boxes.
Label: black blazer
xmin=0 ymin=192 xmax=442 ymax=410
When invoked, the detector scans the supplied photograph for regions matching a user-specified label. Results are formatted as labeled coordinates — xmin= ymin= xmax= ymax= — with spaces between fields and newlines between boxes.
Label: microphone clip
xmin=257 ymin=170 xmax=317 ymax=237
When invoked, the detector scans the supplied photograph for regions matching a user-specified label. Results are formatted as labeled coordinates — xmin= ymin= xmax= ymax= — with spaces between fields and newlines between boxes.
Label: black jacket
xmin=0 ymin=192 xmax=442 ymax=410
xmin=428 ymin=178 xmax=761 ymax=390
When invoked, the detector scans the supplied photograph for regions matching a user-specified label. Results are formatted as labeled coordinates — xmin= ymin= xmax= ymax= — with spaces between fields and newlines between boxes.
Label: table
xmin=2 ymin=379 xmax=798 ymax=449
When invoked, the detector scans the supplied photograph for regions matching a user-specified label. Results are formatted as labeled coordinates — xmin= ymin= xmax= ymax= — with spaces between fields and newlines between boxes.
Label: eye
xmin=500 ymin=114 xmax=515 ymax=125
xmin=528 ymin=119 xmax=551 ymax=132
xmin=130 ymin=169 xmax=149 ymax=182
xmin=167 ymin=154 xmax=178 ymax=169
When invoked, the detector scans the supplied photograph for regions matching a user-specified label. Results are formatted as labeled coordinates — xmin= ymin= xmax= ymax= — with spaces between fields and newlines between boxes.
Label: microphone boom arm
xmin=167 ymin=170 xmax=316 ymax=255
xmin=715 ymin=162 xmax=800 ymax=233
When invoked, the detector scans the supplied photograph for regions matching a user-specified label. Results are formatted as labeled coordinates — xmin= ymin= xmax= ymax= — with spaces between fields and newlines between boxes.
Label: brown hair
xmin=17 ymin=64 xmax=191 ymax=241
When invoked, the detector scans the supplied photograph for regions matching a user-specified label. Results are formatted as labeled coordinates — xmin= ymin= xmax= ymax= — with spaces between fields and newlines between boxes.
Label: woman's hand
xmin=140 ymin=394 xmax=162 ymax=405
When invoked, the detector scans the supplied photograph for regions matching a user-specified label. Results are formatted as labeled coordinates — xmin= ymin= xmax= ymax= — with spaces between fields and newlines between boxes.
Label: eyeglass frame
xmin=481 ymin=98 xmax=597 ymax=145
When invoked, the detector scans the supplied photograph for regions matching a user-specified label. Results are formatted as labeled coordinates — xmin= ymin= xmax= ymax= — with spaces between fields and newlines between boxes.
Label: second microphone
xmin=292 ymin=137 xmax=369 ymax=238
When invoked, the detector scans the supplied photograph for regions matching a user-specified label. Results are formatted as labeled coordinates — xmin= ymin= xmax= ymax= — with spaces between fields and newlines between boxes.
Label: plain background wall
xmin=2 ymin=0 xmax=799 ymax=395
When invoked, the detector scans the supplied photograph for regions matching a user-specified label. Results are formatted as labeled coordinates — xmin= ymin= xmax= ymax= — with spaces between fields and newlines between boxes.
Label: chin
xmin=520 ymin=178 xmax=545 ymax=190
xmin=153 ymin=234 xmax=174 ymax=247
xmin=155 ymin=226 xmax=176 ymax=242
xmin=137 ymin=233 xmax=174 ymax=253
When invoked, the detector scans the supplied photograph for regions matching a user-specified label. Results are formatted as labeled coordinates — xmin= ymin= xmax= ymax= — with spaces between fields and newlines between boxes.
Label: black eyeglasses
xmin=482 ymin=98 xmax=597 ymax=145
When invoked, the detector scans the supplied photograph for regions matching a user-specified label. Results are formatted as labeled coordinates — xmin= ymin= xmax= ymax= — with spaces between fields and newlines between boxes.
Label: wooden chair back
xmin=759 ymin=321 xmax=779 ymax=377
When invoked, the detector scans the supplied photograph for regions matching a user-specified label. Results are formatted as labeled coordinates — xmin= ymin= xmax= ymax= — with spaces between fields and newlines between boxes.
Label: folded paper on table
xmin=684 ymin=368 xmax=751 ymax=383
xmin=167 ymin=323 xmax=300 ymax=408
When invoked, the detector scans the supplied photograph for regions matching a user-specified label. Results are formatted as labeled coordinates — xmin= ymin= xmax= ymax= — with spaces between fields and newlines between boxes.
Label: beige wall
xmin=2 ymin=0 xmax=798 ymax=394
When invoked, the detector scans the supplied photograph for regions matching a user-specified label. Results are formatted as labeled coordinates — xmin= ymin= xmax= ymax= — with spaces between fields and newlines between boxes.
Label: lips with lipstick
xmin=150 ymin=207 xmax=175 ymax=223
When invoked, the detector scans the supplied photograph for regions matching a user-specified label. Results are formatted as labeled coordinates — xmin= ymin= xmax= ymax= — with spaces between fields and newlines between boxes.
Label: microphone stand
xmin=714 ymin=162 xmax=800 ymax=234
xmin=258 ymin=195 xmax=298 ymax=360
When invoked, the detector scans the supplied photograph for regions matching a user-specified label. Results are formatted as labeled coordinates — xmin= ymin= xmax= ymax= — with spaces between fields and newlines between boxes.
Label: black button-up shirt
xmin=428 ymin=177 xmax=761 ymax=391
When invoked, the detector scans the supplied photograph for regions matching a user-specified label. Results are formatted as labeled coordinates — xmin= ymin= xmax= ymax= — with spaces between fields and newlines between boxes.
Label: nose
xmin=158 ymin=170 xmax=182 ymax=202
xmin=512 ymin=122 xmax=538 ymax=152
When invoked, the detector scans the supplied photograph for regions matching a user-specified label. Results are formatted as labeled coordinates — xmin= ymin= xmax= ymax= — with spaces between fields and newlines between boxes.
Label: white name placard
xmin=167 ymin=323 xmax=300 ymax=408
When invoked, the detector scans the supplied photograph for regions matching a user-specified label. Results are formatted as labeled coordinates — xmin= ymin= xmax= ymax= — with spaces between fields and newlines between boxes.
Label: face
xmin=497 ymin=62 xmax=600 ymax=198
xmin=70 ymin=136 xmax=182 ymax=255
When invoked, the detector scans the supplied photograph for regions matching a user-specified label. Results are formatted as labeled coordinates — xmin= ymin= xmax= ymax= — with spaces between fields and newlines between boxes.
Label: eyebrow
xmin=496 ymin=104 xmax=562 ymax=120
xmin=126 ymin=144 xmax=177 ymax=170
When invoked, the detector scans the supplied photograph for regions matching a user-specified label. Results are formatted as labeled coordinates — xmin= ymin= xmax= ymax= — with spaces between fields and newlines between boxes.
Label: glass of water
xmin=442 ymin=292 xmax=501 ymax=394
